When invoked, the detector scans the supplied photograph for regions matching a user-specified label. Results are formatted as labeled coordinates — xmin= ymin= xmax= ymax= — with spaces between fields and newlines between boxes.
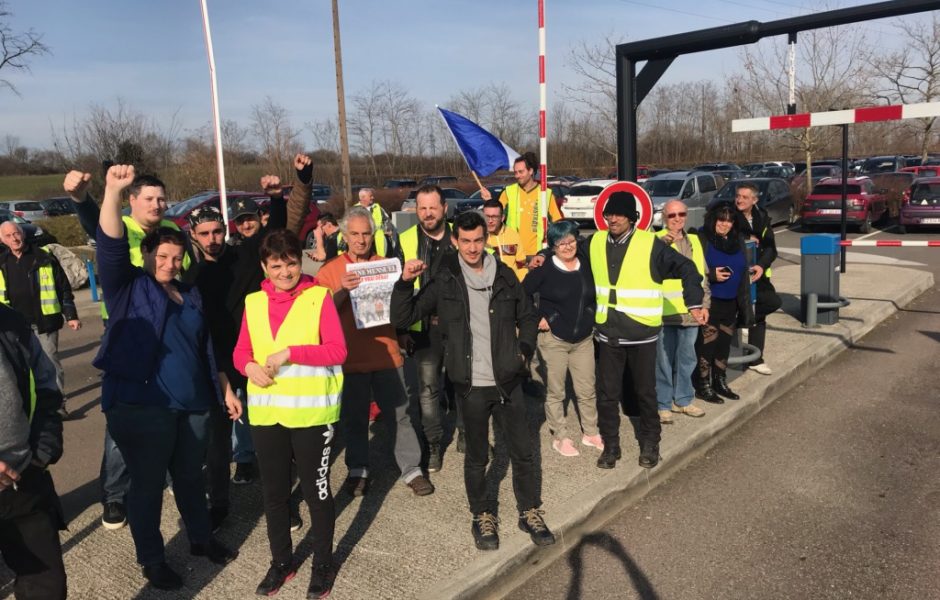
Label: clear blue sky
xmin=0 ymin=0 xmax=923 ymax=149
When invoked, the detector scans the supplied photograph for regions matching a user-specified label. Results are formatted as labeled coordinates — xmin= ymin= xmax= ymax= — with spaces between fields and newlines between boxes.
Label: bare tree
xmin=52 ymin=97 xmax=180 ymax=175
xmin=739 ymin=24 xmax=872 ymax=192
xmin=562 ymin=35 xmax=622 ymax=159
xmin=873 ymin=15 xmax=940 ymax=160
xmin=307 ymin=117 xmax=340 ymax=155
xmin=250 ymin=96 xmax=302 ymax=177
xmin=0 ymin=1 xmax=50 ymax=95
xmin=349 ymin=81 xmax=382 ymax=178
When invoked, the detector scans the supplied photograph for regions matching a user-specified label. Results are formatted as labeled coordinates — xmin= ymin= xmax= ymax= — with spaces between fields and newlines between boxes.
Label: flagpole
xmin=199 ymin=0 xmax=230 ymax=237
xmin=471 ymin=171 xmax=486 ymax=195
xmin=537 ymin=0 xmax=548 ymax=247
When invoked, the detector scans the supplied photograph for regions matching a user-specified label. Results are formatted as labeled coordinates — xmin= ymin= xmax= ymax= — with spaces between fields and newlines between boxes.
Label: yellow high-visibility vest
xmin=244 ymin=285 xmax=343 ymax=428
xmin=503 ymin=183 xmax=548 ymax=249
xmin=656 ymin=230 xmax=705 ymax=316
xmin=398 ymin=225 xmax=423 ymax=333
xmin=0 ymin=247 xmax=61 ymax=316
xmin=589 ymin=229 xmax=663 ymax=327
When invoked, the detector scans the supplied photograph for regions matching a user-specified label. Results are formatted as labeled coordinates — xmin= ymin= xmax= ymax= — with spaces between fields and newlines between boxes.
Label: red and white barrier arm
xmin=839 ymin=240 xmax=940 ymax=247
xmin=732 ymin=102 xmax=940 ymax=132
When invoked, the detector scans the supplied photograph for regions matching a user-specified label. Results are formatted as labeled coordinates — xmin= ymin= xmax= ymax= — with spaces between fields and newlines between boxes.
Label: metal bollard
xmin=802 ymin=292 xmax=851 ymax=328
xmin=86 ymin=259 xmax=99 ymax=302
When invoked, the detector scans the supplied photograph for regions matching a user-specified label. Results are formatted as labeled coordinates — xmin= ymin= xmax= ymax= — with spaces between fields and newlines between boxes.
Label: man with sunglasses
xmin=483 ymin=199 xmax=526 ymax=280
xmin=654 ymin=200 xmax=710 ymax=425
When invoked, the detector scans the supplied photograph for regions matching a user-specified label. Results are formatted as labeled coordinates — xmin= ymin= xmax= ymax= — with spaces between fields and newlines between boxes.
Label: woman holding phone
xmin=695 ymin=202 xmax=753 ymax=403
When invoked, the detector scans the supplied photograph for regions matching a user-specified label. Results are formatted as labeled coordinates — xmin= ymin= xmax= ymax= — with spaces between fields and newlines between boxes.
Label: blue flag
xmin=437 ymin=107 xmax=520 ymax=177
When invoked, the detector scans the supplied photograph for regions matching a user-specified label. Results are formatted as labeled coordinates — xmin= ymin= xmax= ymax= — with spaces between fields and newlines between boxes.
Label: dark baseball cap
xmin=231 ymin=197 xmax=260 ymax=219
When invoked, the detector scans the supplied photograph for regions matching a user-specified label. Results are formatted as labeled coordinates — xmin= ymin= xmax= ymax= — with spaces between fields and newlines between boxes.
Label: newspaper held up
xmin=346 ymin=258 xmax=402 ymax=329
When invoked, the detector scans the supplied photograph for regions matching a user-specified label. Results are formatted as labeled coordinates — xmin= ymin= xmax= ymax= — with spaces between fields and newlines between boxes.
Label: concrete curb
xmin=428 ymin=266 xmax=935 ymax=600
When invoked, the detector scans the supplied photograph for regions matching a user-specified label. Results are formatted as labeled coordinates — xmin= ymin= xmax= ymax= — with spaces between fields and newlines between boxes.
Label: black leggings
xmin=698 ymin=297 xmax=738 ymax=379
xmin=252 ymin=423 xmax=335 ymax=567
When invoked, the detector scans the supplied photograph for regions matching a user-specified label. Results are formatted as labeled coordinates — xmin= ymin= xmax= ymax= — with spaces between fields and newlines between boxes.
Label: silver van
xmin=642 ymin=171 xmax=719 ymax=229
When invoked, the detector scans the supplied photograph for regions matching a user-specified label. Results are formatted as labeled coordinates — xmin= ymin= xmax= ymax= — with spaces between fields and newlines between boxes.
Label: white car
xmin=563 ymin=179 xmax=617 ymax=225
xmin=2 ymin=200 xmax=47 ymax=222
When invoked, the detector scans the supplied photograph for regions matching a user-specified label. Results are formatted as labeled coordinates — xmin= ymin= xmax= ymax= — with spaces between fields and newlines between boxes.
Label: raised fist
xmin=105 ymin=164 xmax=135 ymax=191
xmin=63 ymin=170 xmax=92 ymax=199
xmin=294 ymin=154 xmax=312 ymax=171
xmin=261 ymin=175 xmax=282 ymax=196
xmin=401 ymin=259 xmax=426 ymax=282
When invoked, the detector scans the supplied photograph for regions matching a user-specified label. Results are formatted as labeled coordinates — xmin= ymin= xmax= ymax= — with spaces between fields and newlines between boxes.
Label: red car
xmin=801 ymin=176 xmax=888 ymax=233
xmin=899 ymin=176 xmax=940 ymax=233
xmin=166 ymin=190 xmax=320 ymax=240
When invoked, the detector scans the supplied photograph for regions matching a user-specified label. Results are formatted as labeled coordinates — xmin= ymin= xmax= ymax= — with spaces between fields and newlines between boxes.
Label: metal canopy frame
xmin=616 ymin=0 xmax=940 ymax=181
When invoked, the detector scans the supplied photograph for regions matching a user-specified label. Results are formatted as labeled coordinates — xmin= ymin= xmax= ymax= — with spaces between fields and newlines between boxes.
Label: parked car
xmin=41 ymin=197 xmax=78 ymax=217
xmin=383 ymin=179 xmax=418 ymax=190
xmin=898 ymin=176 xmax=940 ymax=233
xmin=710 ymin=178 xmax=796 ymax=226
xmin=712 ymin=169 xmax=749 ymax=185
xmin=751 ymin=165 xmax=795 ymax=180
xmin=870 ymin=171 xmax=917 ymax=218
xmin=165 ymin=191 xmax=273 ymax=233
xmin=562 ymin=179 xmax=616 ymax=225
xmin=792 ymin=165 xmax=842 ymax=191
xmin=859 ymin=155 xmax=904 ymax=175
xmin=310 ymin=184 xmax=332 ymax=202
xmin=400 ymin=187 xmax=467 ymax=220
xmin=691 ymin=163 xmax=742 ymax=172
xmin=801 ymin=176 xmax=887 ymax=233
xmin=643 ymin=171 xmax=719 ymax=229
xmin=0 ymin=209 xmax=57 ymax=246
xmin=900 ymin=165 xmax=939 ymax=178
xmin=1 ymin=200 xmax=47 ymax=222
xmin=419 ymin=176 xmax=458 ymax=187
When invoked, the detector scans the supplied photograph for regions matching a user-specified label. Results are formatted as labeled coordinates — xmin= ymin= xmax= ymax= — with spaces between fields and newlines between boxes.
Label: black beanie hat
xmin=603 ymin=191 xmax=638 ymax=220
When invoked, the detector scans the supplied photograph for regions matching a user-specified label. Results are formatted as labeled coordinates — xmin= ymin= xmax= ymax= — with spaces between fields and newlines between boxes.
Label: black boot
xmin=696 ymin=380 xmax=723 ymax=404
xmin=712 ymin=373 xmax=740 ymax=400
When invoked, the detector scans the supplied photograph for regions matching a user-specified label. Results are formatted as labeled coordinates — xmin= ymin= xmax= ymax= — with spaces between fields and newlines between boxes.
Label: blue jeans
xmin=655 ymin=326 xmax=699 ymax=411
xmin=99 ymin=428 xmax=130 ymax=504
xmin=231 ymin=389 xmax=255 ymax=463
xmin=107 ymin=403 xmax=211 ymax=566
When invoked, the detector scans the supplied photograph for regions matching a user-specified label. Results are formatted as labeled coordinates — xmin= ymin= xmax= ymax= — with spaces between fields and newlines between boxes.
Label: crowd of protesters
xmin=0 ymin=151 xmax=778 ymax=598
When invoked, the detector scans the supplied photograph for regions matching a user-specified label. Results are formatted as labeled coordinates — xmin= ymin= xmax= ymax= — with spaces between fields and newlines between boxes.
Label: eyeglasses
xmin=483 ymin=214 xmax=502 ymax=220
xmin=666 ymin=212 xmax=687 ymax=219
xmin=554 ymin=239 xmax=577 ymax=249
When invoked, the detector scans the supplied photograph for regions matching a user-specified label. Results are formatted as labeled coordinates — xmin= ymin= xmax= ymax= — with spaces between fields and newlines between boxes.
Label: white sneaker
xmin=749 ymin=363 xmax=772 ymax=375
xmin=739 ymin=328 xmax=749 ymax=343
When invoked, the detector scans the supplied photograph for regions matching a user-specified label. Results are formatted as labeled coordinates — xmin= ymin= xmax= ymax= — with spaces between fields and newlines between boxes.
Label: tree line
xmin=2 ymin=14 xmax=938 ymax=202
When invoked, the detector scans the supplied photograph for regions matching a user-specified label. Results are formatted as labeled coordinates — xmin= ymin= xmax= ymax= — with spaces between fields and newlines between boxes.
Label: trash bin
xmin=800 ymin=234 xmax=841 ymax=325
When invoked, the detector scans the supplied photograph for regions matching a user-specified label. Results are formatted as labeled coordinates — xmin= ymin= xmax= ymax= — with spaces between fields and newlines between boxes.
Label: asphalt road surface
xmin=508 ymin=284 xmax=940 ymax=599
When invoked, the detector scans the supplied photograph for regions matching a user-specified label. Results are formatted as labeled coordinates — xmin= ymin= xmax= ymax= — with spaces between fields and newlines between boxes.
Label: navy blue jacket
xmin=93 ymin=226 xmax=221 ymax=411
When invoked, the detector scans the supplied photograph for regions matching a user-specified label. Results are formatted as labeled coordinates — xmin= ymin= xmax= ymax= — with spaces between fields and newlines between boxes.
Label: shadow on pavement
xmin=565 ymin=532 xmax=659 ymax=600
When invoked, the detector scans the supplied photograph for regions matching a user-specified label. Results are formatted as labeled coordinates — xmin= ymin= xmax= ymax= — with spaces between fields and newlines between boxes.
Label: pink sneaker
xmin=581 ymin=434 xmax=604 ymax=451
xmin=552 ymin=438 xmax=580 ymax=457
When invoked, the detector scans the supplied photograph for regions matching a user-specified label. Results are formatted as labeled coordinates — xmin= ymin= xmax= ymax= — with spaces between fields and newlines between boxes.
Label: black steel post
xmin=617 ymin=55 xmax=637 ymax=182
xmin=840 ymin=123 xmax=848 ymax=273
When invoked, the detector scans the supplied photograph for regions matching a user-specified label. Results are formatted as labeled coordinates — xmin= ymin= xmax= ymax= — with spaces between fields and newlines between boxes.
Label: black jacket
xmin=739 ymin=206 xmax=781 ymax=318
xmin=0 ymin=304 xmax=63 ymax=468
xmin=0 ymin=244 xmax=78 ymax=334
xmin=740 ymin=206 xmax=778 ymax=272
xmin=392 ymin=253 xmax=538 ymax=396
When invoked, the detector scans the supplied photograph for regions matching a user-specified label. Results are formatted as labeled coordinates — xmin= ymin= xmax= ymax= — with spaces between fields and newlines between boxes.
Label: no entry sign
xmin=593 ymin=181 xmax=654 ymax=231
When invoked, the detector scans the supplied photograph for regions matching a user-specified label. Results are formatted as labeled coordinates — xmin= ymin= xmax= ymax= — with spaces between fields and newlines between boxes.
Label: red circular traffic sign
xmin=593 ymin=181 xmax=654 ymax=231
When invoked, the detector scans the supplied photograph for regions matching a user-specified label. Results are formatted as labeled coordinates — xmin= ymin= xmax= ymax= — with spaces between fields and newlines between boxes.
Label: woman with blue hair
xmin=523 ymin=220 xmax=602 ymax=457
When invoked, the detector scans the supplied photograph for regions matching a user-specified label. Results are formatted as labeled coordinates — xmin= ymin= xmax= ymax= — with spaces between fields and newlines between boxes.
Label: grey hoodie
xmin=458 ymin=253 xmax=497 ymax=387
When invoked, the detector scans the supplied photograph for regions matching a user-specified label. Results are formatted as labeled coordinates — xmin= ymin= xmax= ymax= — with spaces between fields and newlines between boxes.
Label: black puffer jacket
xmin=392 ymin=253 xmax=538 ymax=396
